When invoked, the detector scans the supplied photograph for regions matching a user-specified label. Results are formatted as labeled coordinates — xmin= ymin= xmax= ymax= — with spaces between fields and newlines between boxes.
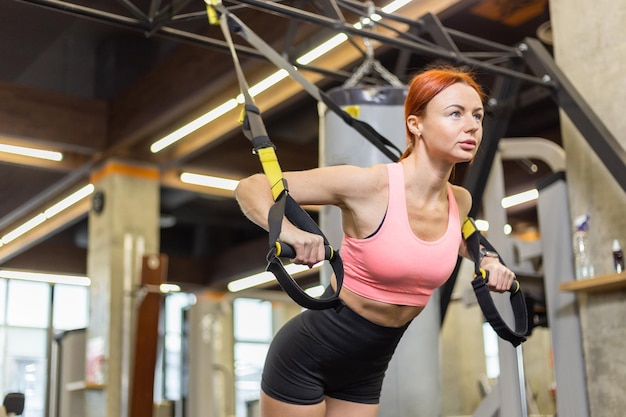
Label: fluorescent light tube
xmin=296 ymin=33 xmax=348 ymax=65
xmin=160 ymin=283 xmax=181 ymax=293
xmin=1 ymin=214 xmax=47 ymax=244
xmin=501 ymin=189 xmax=539 ymax=209
xmin=228 ymin=262 xmax=322 ymax=293
xmin=0 ymin=270 xmax=90 ymax=286
xmin=382 ymin=0 xmax=413 ymax=13
xmin=44 ymin=184 xmax=94 ymax=218
xmin=475 ymin=219 xmax=489 ymax=231
xmin=150 ymin=99 xmax=239 ymax=153
xmin=0 ymin=144 xmax=63 ymax=161
xmin=1 ymin=184 xmax=94 ymax=245
xmin=179 ymin=172 xmax=239 ymax=191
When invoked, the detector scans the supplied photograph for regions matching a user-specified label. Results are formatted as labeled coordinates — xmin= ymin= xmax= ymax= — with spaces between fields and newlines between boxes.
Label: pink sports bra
xmin=341 ymin=163 xmax=462 ymax=306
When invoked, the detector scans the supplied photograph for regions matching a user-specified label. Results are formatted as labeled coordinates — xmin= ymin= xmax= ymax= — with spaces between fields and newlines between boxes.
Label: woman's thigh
xmin=260 ymin=391 xmax=325 ymax=417
xmin=259 ymin=392 xmax=379 ymax=417
xmin=325 ymin=396 xmax=379 ymax=417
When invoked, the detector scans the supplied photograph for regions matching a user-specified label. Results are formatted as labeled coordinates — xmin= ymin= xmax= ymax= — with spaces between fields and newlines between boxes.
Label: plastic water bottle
xmin=613 ymin=239 xmax=624 ymax=274
xmin=573 ymin=215 xmax=594 ymax=279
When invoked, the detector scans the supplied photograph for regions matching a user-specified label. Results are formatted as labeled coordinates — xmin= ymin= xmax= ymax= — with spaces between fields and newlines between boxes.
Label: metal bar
xmin=282 ymin=0 xmax=308 ymax=59
xmin=420 ymin=12 xmax=461 ymax=55
xmin=337 ymin=0 xmax=519 ymax=54
xmin=16 ymin=0 xmax=547 ymax=87
xmin=116 ymin=0 xmax=149 ymax=23
xmin=522 ymin=37 xmax=626 ymax=194
xmin=234 ymin=0 xmax=549 ymax=86
xmin=44 ymin=284 xmax=55 ymax=417
xmin=147 ymin=0 xmax=161 ymax=21
xmin=14 ymin=0 xmax=151 ymax=30
xmin=536 ymin=174 xmax=590 ymax=417
xmin=148 ymin=0 xmax=195 ymax=36
xmin=447 ymin=27 xmax=520 ymax=54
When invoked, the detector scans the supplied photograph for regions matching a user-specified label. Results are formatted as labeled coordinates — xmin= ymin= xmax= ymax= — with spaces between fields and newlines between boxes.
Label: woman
xmin=234 ymin=65 xmax=516 ymax=417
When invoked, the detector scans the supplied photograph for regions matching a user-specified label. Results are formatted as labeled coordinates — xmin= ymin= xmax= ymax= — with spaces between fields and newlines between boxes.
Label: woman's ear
xmin=406 ymin=115 xmax=421 ymax=137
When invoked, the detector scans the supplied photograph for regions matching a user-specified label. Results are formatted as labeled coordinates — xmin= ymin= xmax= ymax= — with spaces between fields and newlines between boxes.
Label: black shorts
xmin=261 ymin=289 xmax=410 ymax=405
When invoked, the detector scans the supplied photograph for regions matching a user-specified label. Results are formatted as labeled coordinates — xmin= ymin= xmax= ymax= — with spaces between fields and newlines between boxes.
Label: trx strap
xmin=210 ymin=1 xmax=343 ymax=310
xmin=462 ymin=218 xmax=528 ymax=347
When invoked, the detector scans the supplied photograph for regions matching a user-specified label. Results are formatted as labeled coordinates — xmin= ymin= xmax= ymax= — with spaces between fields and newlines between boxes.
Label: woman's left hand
xmin=481 ymin=258 xmax=516 ymax=293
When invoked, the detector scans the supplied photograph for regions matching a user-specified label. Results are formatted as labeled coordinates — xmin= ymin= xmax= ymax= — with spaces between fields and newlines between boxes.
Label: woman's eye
xmin=474 ymin=114 xmax=484 ymax=122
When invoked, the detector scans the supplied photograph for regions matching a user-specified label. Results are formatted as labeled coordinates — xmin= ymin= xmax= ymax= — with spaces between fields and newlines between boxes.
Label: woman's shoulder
xmin=449 ymin=183 xmax=472 ymax=217
xmin=326 ymin=163 xmax=389 ymax=185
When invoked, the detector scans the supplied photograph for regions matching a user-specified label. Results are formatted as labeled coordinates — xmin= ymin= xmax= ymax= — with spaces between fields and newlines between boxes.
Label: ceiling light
xmin=1 ymin=184 xmax=94 ymax=245
xmin=296 ymin=33 xmax=348 ymax=65
xmin=1 ymin=214 xmax=47 ymax=245
xmin=0 ymin=144 xmax=63 ymax=161
xmin=159 ymin=283 xmax=181 ymax=293
xmin=475 ymin=219 xmax=489 ymax=231
xmin=501 ymin=189 xmax=539 ymax=209
xmin=44 ymin=184 xmax=94 ymax=218
xmin=179 ymin=172 xmax=239 ymax=191
xmin=150 ymin=99 xmax=239 ymax=153
xmin=228 ymin=262 xmax=322 ymax=293
xmin=246 ymin=69 xmax=290 ymax=97
xmin=382 ymin=0 xmax=413 ymax=13
xmin=0 ymin=270 xmax=90 ymax=286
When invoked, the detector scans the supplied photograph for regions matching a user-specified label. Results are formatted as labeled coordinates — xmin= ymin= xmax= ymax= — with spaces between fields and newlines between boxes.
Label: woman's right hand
xmin=279 ymin=227 xmax=326 ymax=268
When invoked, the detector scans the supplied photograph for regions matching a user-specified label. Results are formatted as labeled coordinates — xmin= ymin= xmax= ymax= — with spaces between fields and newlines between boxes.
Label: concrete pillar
xmin=187 ymin=293 xmax=235 ymax=417
xmin=549 ymin=1 xmax=626 ymax=415
xmin=84 ymin=160 xmax=160 ymax=417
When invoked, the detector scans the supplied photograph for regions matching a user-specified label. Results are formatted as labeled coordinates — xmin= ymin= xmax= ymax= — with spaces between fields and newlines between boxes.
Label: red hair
xmin=399 ymin=66 xmax=486 ymax=160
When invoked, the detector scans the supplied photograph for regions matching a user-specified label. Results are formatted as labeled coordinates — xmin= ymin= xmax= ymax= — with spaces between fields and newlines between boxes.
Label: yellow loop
xmin=205 ymin=1 xmax=220 ymax=25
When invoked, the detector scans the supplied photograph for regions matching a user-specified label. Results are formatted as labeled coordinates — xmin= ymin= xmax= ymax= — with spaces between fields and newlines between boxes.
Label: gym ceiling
xmin=0 ymin=0 xmax=556 ymax=291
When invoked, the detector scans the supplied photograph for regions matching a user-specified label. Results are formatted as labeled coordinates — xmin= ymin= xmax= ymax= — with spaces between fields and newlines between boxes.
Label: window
xmin=161 ymin=292 xmax=196 ymax=401
xmin=53 ymin=284 xmax=89 ymax=330
xmin=233 ymin=298 xmax=273 ymax=417
xmin=0 ymin=279 xmax=89 ymax=417
xmin=6 ymin=281 xmax=50 ymax=328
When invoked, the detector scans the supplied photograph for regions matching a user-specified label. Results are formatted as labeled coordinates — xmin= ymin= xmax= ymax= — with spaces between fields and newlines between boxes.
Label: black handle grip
xmin=480 ymin=269 xmax=521 ymax=293
xmin=275 ymin=241 xmax=335 ymax=260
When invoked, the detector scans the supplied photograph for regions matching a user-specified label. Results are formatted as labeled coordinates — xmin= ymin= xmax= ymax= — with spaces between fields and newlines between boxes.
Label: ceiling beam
xmin=0 ymin=192 xmax=91 ymax=264
xmin=0 ymin=81 xmax=107 ymax=152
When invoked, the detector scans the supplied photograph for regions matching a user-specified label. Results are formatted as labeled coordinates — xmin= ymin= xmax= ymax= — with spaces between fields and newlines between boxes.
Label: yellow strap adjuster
xmin=205 ymin=0 xmax=221 ymax=25
xmin=462 ymin=217 xmax=479 ymax=240
xmin=257 ymin=147 xmax=286 ymax=200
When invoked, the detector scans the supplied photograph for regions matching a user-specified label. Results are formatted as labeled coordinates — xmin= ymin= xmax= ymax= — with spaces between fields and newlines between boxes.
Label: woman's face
xmin=408 ymin=82 xmax=484 ymax=164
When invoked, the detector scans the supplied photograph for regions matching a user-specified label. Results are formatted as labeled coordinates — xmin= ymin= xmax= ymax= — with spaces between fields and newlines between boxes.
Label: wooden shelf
xmin=559 ymin=271 xmax=626 ymax=293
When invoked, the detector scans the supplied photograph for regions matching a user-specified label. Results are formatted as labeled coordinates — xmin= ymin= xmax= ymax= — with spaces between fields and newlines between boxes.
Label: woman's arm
xmin=234 ymin=164 xmax=381 ymax=266
xmin=452 ymin=185 xmax=515 ymax=293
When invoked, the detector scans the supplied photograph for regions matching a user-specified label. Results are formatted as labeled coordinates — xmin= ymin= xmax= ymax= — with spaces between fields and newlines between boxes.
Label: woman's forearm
xmin=234 ymin=173 xmax=275 ymax=231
